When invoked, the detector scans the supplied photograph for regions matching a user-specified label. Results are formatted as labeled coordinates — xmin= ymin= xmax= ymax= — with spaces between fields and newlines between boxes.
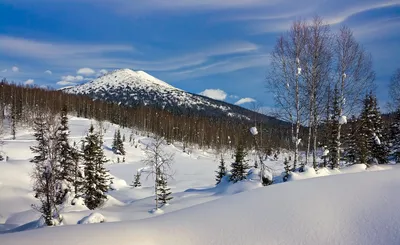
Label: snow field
xmin=0 ymin=116 xmax=398 ymax=245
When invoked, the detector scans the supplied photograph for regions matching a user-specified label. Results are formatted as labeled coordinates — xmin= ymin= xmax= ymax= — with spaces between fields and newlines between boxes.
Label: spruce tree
xmin=389 ymin=109 xmax=400 ymax=163
xmin=31 ymin=116 xmax=62 ymax=226
xmin=344 ymin=116 xmax=358 ymax=164
xmin=230 ymin=142 xmax=249 ymax=183
xmin=82 ymin=124 xmax=110 ymax=210
xmin=132 ymin=171 xmax=141 ymax=188
xmin=71 ymin=141 xmax=84 ymax=198
xmin=157 ymin=174 xmax=172 ymax=206
xmin=358 ymin=93 xmax=388 ymax=165
xmin=55 ymin=105 xmax=75 ymax=203
xmin=215 ymin=155 xmax=227 ymax=185
xmin=283 ymin=158 xmax=290 ymax=182
xmin=329 ymin=86 xmax=341 ymax=169
xmin=112 ymin=131 xmax=117 ymax=153
xmin=369 ymin=95 xmax=388 ymax=164
xmin=112 ymin=129 xmax=125 ymax=155
xmin=117 ymin=130 xmax=125 ymax=155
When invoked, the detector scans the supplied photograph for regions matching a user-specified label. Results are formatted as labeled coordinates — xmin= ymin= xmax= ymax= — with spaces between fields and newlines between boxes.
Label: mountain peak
xmin=62 ymin=69 xmax=279 ymax=123
xmin=105 ymin=68 xmax=177 ymax=90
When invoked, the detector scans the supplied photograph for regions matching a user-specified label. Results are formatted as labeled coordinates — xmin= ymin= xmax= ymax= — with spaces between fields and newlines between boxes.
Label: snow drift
xmin=1 ymin=169 xmax=399 ymax=245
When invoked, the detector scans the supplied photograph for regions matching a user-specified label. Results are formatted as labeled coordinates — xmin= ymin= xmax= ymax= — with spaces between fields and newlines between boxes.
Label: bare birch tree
xmin=143 ymin=136 xmax=174 ymax=210
xmin=331 ymin=26 xmax=375 ymax=167
xmin=301 ymin=16 xmax=332 ymax=169
xmin=267 ymin=20 xmax=308 ymax=170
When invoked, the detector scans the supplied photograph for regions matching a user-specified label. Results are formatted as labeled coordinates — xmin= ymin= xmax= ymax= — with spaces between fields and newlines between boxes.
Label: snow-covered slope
xmin=0 ymin=117 xmax=398 ymax=245
xmin=1 ymin=167 xmax=399 ymax=245
xmin=62 ymin=69 xmax=277 ymax=122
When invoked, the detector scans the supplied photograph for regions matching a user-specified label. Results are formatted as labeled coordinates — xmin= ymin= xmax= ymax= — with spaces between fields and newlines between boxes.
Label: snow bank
xmin=78 ymin=213 xmax=105 ymax=225
xmin=291 ymin=164 xmax=372 ymax=181
xmin=1 ymin=169 xmax=399 ymax=245
xmin=110 ymin=177 xmax=128 ymax=190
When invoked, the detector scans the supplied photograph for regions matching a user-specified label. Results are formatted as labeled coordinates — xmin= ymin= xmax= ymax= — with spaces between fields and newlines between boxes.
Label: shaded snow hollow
xmin=1 ymin=169 xmax=399 ymax=245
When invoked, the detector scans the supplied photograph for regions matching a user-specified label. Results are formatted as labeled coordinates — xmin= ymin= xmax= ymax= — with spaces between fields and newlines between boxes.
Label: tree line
xmin=267 ymin=16 xmax=400 ymax=172
xmin=0 ymin=80 xmax=294 ymax=154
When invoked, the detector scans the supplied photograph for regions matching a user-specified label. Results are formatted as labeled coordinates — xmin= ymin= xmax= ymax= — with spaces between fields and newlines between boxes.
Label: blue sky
xmin=0 ymin=0 xmax=399 ymax=111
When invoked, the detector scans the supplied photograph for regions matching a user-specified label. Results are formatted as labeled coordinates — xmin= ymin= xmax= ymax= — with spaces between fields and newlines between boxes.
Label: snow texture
xmin=1 ymin=168 xmax=399 ymax=245
xmin=0 ymin=117 xmax=398 ymax=245
xmin=78 ymin=213 xmax=105 ymax=224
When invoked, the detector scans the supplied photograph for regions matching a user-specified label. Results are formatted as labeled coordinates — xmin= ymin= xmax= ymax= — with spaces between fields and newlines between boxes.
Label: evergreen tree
xmin=132 ymin=171 xmax=141 ymax=188
xmin=369 ymin=95 xmax=389 ymax=164
xmin=230 ymin=142 xmax=249 ymax=183
xmin=30 ymin=115 xmax=62 ymax=226
xmin=157 ymin=174 xmax=173 ymax=206
xmin=344 ymin=116 xmax=359 ymax=164
xmin=358 ymin=93 xmax=388 ymax=165
xmin=215 ymin=155 xmax=227 ymax=185
xmin=82 ymin=124 xmax=110 ymax=210
xmin=55 ymin=105 xmax=74 ymax=203
xmin=112 ymin=129 xmax=125 ymax=155
xmin=71 ymin=141 xmax=84 ymax=198
xmin=328 ymin=86 xmax=341 ymax=169
xmin=283 ymin=158 xmax=290 ymax=182
xmin=117 ymin=130 xmax=125 ymax=155
xmin=389 ymin=109 xmax=400 ymax=163
xmin=112 ymin=131 xmax=117 ymax=153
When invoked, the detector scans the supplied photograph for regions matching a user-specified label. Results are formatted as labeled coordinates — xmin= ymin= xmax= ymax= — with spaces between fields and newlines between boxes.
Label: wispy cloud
xmin=57 ymin=75 xmax=84 ymax=86
xmin=171 ymin=54 xmax=269 ymax=80
xmin=12 ymin=66 xmax=19 ymax=72
xmin=0 ymin=36 xmax=259 ymax=76
xmin=199 ymin=89 xmax=228 ymax=101
xmin=77 ymin=67 xmax=95 ymax=76
xmin=323 ymin=1 xmax=400 ymax=25
xmin=352 ymin=17 xmax=400 ymax=39
xmin=235 ymin=97 xmax=256 ymax=105
xmin=24 ymin=79 xmax=34 ymax=85
xmin=44 ymin=70 xmax=52 ymax=75
xmin=0 ymin=36 xmax=134 ymax=63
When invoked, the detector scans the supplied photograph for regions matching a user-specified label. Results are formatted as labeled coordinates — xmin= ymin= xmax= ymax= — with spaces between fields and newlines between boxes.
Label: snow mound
xmin=101 ymin=195 xmax=125 ymax=208
xmin=110 ymin=177 xmax=128 ymax=190
xmin=2 ymin=169 xmax=400 ymax=245
xmin=78 ymin=213 xmax=105 ymax=225
xmin=214 ymin=174 xmax=262 ymax=196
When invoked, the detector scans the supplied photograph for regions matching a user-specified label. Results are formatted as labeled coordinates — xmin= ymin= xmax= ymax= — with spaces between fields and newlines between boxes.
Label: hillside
xmin=62 ymin=69 xmax=283 ymax=125
xmin=0 ymin=117 xmax=398 ymax=245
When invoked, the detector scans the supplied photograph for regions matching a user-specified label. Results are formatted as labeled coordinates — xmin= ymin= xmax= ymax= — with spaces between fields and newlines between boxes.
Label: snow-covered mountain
xmin=62 ymin=69 xmax=278 ymax=123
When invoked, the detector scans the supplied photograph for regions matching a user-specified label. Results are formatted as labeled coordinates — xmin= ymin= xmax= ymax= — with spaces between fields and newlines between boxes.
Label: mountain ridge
xmin=62 ymin=68 xmax=284 ymax=125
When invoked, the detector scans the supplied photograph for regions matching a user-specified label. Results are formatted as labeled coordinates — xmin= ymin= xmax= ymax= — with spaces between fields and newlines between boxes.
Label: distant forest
xmin=0 ymin=79 xmax=295 ymax=154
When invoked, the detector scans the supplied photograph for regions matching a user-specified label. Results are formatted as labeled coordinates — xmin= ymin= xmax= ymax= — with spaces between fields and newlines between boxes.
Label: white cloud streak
xmin=77 ymin=67 xmax=95 ymax=76
xmin=199 ymin=89 xmax=228 ymax=101
xmin=0 ymin=35 xmax=134 ymax=61
xmin=24 ymin=79 xmax=35 ymax=85
xmin=235 ymin=97 xmax=256 ymax=105
xmin=12 ymin=66 xmax=19 ymax=72
xmin=24 ymin=79 xmax=34 ymax=85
